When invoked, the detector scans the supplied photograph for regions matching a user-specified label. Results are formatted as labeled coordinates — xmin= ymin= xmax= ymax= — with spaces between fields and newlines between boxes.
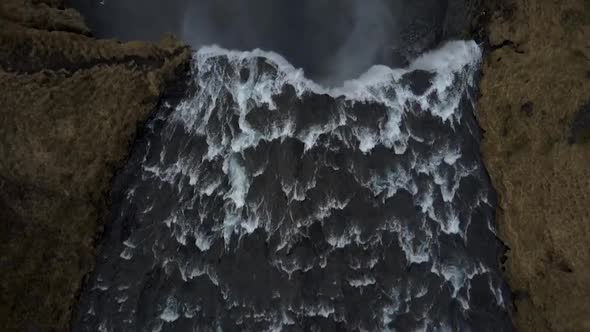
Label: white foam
xmin=194 ymin=231 xmax=213 ymax=251
xmin=160 ymin=297 xmax=180 ymax=322
xmin=380 ymin=288 xmax=401 ymax=328
xmin=176 ymin=40 xmax=481 ymax=151
xmin=489 ymin=277 xmax=506 ymax=308
xmin=301 ymin=302 xmax=335 ymax=318
xmin=369 ymin=165 xmax=418 ymax=199
xmin=153 ymin=40 xmax=485 ymax=248
xmin=313 ymin=196 xmax=350 ymax=221
xmin=199 ymin=177 xmax=222 ymax=196
xmin=439 ymin=264 xmax=466 ymax=298
xmin=410 ymin=41 xmax=481 ymax=76
xmin=123 ymin=239 xmax=136 ymax=248
xmin=224 ymin=154 xmax=250 ymax=208
xmin=397 ymin=223 xmax=431 ymax=264
xmin=98 ymin=320 xmax=109 ymax=332
xmin=441 ymin=208 xmax=462 ymax=235
xmin=119 ymin=248 xmax=133 ymax=260
xmin=444 ymin=149 xmax=462 ymax=165
xmin=182 ymin=303 xmax=201 ymax=319
xmin=116 ymin=295 xmax=128 ymax=304
xmin=348 ymin=275 xmax=377 ymax=287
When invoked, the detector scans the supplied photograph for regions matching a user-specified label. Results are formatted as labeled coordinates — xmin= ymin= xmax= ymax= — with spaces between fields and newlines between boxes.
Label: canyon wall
xmin=0 ymin=0 xmax=190 ymax=330
xmin=478 ymin=0 xmax=590 ymax=331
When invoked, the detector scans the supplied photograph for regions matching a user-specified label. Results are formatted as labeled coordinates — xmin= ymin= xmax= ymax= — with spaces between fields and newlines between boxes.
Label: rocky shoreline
xmin=0 ymin=0 xmax=588 ymax=331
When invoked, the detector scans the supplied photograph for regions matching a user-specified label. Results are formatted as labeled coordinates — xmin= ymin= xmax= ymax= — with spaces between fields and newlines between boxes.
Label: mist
xmin=67 ymin=0 xmax=454 ymax=84
xmin=178 ymin=0 xmax=398 ymax=84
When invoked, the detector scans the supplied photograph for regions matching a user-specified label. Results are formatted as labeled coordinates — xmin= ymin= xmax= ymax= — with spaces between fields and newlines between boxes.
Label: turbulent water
xmin=75 ymin=41 xmax=512 ymax=331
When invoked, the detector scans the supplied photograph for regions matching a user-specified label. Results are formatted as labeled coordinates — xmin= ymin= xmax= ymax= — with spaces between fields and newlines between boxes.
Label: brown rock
xmin=0 ymin=0 xmax=90 ymax=35
xmin=477 ymin=0 xmax=590 ymax=331
xmin=0 ymin=0 xmax=191 ymax=330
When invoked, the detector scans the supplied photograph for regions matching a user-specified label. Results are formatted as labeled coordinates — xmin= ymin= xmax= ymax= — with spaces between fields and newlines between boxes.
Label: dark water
xmin=74 ymin=41 xmax=513 ymax=331
xmin=68 ymin=0 xmax=466 ymax=83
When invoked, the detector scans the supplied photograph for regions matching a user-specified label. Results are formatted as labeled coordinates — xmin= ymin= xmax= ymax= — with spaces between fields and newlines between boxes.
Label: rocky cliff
xmin=0 ymin=0 xmax=191 ymax=330
xmin=478 ymin=0 xmax=590 ymax=331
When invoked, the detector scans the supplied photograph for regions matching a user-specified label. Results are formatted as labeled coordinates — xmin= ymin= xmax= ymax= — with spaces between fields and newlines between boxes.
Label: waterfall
xmin=75 ymin=41 xmax=512 ymax=331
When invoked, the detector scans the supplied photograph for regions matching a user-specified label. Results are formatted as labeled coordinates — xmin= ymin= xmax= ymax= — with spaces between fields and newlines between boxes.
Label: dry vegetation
xmin=478 ymin=0 xmax=590 ymax=330
xmin=0 ymin=0 xmax=190 ymax=330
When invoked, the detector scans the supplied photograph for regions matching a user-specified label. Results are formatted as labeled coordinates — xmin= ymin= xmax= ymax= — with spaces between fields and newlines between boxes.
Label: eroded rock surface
xmin=477 ymin=0 xmax=590 ymax=330
xmin=0 ymin=0 xmax=191 ymax=330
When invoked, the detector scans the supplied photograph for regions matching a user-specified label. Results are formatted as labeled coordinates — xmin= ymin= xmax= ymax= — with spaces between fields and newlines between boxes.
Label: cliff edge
xmin=478 ymin=0 xmax=590 ymax=331
xmin=0 ymin=0 xmax=191 ymax=330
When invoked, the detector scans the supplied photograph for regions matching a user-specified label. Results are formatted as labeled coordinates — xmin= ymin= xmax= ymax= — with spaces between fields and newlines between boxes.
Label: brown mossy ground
xmin=478 ymin=0 xmax=590 ymax=331
xmin=0 ymin=0 xmax=191 ymax=330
